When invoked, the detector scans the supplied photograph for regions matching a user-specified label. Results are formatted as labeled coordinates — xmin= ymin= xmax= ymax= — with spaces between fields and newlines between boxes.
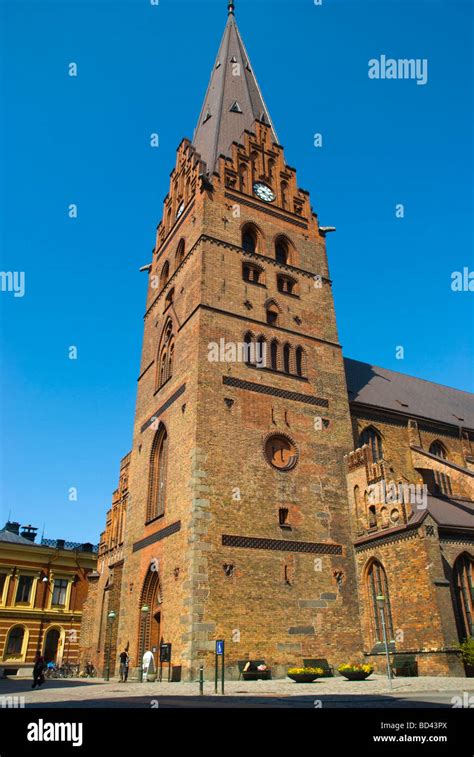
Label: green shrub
xmin=458 ymin=638 xmax=474 ymax=667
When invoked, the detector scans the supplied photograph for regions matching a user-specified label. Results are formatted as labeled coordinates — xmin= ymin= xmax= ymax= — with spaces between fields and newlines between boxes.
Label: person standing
xmin=32 ymin=652 xmax=45 ymax=689
xmin=119 ymin=649 xmax=129 ymax=682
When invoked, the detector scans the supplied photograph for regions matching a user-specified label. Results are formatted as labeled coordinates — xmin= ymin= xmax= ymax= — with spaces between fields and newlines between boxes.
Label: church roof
xmin=192 ymin=4 xmax=278 ymax=174
xmin=0 ymin=528 xmax=34 ymax=546
xmin=344 ymin=357 xmax=474 ymax=430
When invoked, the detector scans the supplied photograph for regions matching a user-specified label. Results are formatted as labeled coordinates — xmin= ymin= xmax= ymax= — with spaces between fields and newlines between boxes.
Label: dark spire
xmin=192 ymin=10 xmax=278 ymax=174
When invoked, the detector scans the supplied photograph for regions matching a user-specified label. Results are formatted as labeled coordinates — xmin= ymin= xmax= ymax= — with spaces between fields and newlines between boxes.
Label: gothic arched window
xmin=239 ymin=164 xmax=247 ymax=192
xmin=275 ymin=237 xmax=289 ymax=265
xmin=242 ymin=224 xmax=258 ymax=254
xmin=295 ymin=346 xmax=304 ymax=377
xmin=157 ymin=320 xmax=175 ymax=389
xmin=160 ymin=261 xmax=170 ymax=289
xmin=429 ymin=441 xmax=452 ymax=495
xmin=360 ymin=426 xmax=384 ymax=463
xmin=271 ymin=340 xmax=279 ymax=370
xmin=452 ymin=553 xmax=474 ymax=641
xmin=175 ymin=239 xmax=185 ymax=268
xmin=367 ymin=560 xmax=394 ymax=644
xmin=146 ymin=425 xmax=169 ymax=522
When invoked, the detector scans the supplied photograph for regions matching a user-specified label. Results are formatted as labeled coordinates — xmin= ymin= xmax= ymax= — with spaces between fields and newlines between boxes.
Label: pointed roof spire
xmin=192 ymin=6 xmax=278 ymax=174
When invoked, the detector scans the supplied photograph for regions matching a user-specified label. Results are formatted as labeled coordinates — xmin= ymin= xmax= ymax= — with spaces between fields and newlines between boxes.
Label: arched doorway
xmin=138 ymin=568 xmax=163 ymax=668
xmin=43 ymin=628 xmax=61 ymax=664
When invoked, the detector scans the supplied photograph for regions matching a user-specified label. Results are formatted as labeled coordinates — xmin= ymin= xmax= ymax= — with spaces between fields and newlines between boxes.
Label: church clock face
xmin=253 ymin=182 xmax=275 ymax=203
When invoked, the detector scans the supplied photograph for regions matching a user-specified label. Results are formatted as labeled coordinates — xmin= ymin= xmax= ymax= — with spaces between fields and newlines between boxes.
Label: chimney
xmin=5 ymin=521 xmax=20 ymax=535
xmin=20 ymin=524 xmax=38 ymax=543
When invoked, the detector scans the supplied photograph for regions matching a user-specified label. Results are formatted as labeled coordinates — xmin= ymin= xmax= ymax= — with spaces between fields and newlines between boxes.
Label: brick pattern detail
xmin=222 ymin=535 xmax=342 ymax=554
xmin=140 ymin=384 xmax=186 ymax=433
xmin=222 ymin=376 xmax=329 ymax=407
xmin=132 ymin=521 xmax=181 ymax=553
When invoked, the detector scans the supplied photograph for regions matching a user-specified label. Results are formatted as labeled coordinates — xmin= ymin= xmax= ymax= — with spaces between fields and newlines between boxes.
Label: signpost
xmin=215 ymin=639 xmax=225 ymax=695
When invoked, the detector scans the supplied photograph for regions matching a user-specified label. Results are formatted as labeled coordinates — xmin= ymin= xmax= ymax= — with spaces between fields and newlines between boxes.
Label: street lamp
xmin=138 ymin=605 xmax=150 ymax=683
xmin=376 ymin=595 xmax=392 ymax=690
xmin=104 ymin=610 xmax=117 ymax=681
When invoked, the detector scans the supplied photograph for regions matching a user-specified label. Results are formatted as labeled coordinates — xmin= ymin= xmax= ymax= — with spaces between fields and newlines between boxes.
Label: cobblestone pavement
xmin=0 ymin=675 xmax=473 ymax=708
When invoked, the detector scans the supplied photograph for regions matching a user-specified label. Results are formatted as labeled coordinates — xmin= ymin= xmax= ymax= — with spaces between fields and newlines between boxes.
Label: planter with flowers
xmin=287 ymin=667 xmax=324 ymax=683
xmin=338 ymin=663 xmax=373 ymax=681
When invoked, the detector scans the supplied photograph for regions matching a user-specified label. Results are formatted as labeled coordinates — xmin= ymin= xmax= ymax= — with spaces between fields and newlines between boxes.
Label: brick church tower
xmin=107 ymin=2 xmax=364 ymax=679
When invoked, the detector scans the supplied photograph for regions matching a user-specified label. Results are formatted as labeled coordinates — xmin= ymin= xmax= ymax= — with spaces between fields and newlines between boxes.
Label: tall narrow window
xmin=160 ymin=261 xmax=170 ymax=289
xmin=359 ymin=426 xmax=384 ymax=462
xmin=452 ymin=553 xmax=474 ymax=641
xmin=367 ymin=560 xmax=394 ymax=644
xmin=275 ymin=238 xmax=289 ymax=265
xmin=175 ymin=239 xmax=185 ymax=268
xmin=429 ymin=441 xmax=452 ymax=495
xmin=15 ymin=576 xmax=33 ymax=604
xmin=242 ymin=225 xmax=257 ymax=253
xmin=283 ymin=344 xmax=291 ymax=373
xmin=157 ymin=320 xmax=174 ymax=389
xmin=295 ymin=347 xmax=303 ymax=377
xmin=271 ymin=340 xmax=278 ymax=370
xmin=147 ymin=426 xmax=169 ymax=522
xmin=5 ymin=626 xmax=25 ymax=656
xmin=52 ymin=579 xmax=68 ymax=607
xmin=281 ymin=181 xmax=288 ymax=209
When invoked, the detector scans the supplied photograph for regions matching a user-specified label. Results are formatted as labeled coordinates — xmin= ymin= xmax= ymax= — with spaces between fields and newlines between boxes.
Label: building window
xmin=452 ymin=553 xmax=473 ymax=641
xmin=429 ymin=441 xmax=452 ymax=495
xmin=146 ymin=425 xmax=169 ymax=522
xmin=279 ymin=508 xmax=290 ymax=528
xmin=16 ymin=575 xmax=33 ymax=604
xmin=270 ymin=340 xmax=279 ymax=370
xmin=0 ymin=573 xmax=6 ymax=602
xmin=264 ymin=434 xmax=298 ymax=471
xmin=243 ymin=332 xmax=254 ymax=363
xmin=283 ymin=344 xmax=291 ymax=373
xmin=360 ymin=426 xmax=384 ymax=462
xmin=242 ymin=262 xmax=262 ymax=284
xmin=242 ymin=224 xmax=258 ymax=253
xmin=275 ymin=238 xmax=289 ymax=265
xmin=430 ymin=441 xmax=447 ymax=459
xmin=277 ymin=274 xmax=297 ymax=294
xmin=157 ymin=320 xmax=174 ymax=389
xmin=281 ymin=181 xmax=288 ymax=209
xmin=52 ymin=579 xmax=68 ymax=607
xmin=368 ymin=505 xmax=377 ymax=529
xmin=175 ymin=239 xmax=185 ymax=268
xmin=295 ymin=346 xmax=304 ymax=377
xmin=266 ymin=303 xmax=279 ymax=326
xmin=165 ymin=288 xmax=174 ymax=309
xmin=367 ymin=560 xmax=394 ymax=644
xmin=160 ymin=261 xmax=170 ymax=289
xmin=5 ymin=626 xmax=25 ymax=656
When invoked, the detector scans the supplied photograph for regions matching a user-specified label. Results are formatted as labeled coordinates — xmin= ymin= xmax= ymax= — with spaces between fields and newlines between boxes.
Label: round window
xmin=264 ymin=434 xmax=298 ymax=471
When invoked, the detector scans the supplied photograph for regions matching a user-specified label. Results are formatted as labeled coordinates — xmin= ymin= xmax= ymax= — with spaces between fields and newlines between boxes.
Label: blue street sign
xmin=216 ymin=640 xmax=224 ymax=656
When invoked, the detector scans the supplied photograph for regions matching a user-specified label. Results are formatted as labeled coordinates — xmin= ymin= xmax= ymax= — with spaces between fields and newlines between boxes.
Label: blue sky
xmin=0 ymin=0 xmax=472 ymax=543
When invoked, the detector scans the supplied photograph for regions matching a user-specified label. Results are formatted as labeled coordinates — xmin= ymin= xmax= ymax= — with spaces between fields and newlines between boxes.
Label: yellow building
xmin=0 ymin=522 xmax=97 ymax=674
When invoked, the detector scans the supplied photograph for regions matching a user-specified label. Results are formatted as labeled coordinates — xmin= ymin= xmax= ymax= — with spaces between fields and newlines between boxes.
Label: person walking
xmin=32 ymin=652 xmax=45 ymax=689
xmin=118 ymin=650 xmax=129 ymax=682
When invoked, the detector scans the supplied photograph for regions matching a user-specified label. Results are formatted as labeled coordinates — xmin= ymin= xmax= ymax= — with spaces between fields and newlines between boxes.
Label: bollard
xmin=199 ymin=665 xmax=204 ymax=696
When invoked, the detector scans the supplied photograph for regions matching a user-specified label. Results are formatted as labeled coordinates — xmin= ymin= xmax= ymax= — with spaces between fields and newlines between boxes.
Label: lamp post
xmin=138 ymin=605 xmax=150 ymax=682
xmin=376 ymin=595 xmax=392 ymax=690
xmin=104 ymin=610 xmax=117 ymax=681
